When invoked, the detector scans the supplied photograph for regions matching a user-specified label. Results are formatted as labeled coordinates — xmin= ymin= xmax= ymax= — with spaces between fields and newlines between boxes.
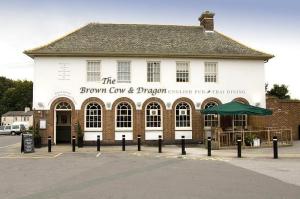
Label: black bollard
xmin=72 ymin=136 xmax=76 ymax=152
xmin=158 ymin=135 xmax=162 ymax=153
xmin=122 ymin=135 xmax=125 ymax=151
xmin=97 ymin=135 xmax=100 ymax=152
xmin=273 ymin=136 xmax=278 ymax=159
xmin=21 ymin=133 xmax=24 ymax=153
xmin=207 ymin=136 xmax=212 ymax=156
xmin=237 ymin=137 xmax=242 ymax=158
xmin=137 ymin=135 xmax=141 ymax=151
xmin=48 ymin=136 xmax=51 ymax=153
xmin=181 ymin=136 xmax=186 ymax=155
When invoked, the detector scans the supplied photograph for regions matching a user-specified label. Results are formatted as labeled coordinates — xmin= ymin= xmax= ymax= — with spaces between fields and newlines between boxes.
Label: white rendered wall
xmin=33 ymin=57 xmax=266 ymax=110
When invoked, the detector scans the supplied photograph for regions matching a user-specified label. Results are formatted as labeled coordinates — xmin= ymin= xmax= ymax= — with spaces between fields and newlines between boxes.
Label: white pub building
xmin=24 ymin=11 xmax=273 ymax=145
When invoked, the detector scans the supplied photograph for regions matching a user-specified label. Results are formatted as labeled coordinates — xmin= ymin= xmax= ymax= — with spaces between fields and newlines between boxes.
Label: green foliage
xmin=0 ymin=76 xmax=33 ymax=116
xmin=244 ymin=134 xmax=256 ymax=146
xmin=76 ymin=122 xmax=83 ymax=138
xmin=267 ymin=84 xmax=290 ymax=99
xmin=33 ymin=122 xmax=41 ymax=138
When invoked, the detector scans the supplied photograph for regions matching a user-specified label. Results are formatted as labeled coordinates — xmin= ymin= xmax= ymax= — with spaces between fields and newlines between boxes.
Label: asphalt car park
xmin=0 ymin=136 xmax=300 ymax=199
xmin=0 ymin=135 xmax=21 ymax=148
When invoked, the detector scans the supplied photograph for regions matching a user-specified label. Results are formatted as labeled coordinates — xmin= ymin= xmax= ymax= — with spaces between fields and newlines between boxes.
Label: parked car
xmin=11 ymin=122 xmax=30 ymax=130
xmin=0 ymin=125 xmax=13 ymax=135
xmin=0 ymin=126 xmax=6 ymax=135
xmin=10 ymin=124 xmax=26 ymax=135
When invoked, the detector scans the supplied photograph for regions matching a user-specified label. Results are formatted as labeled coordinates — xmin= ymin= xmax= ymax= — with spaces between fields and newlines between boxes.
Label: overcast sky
xmin=0 ymin=0 xmax=299 ymax=98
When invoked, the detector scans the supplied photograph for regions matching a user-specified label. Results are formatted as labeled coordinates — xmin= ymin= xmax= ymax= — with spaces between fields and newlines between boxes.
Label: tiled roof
xmin=2 ymin=111 xmax=33 ymax=117
xmin=24 ymin=23 xmax=273 ymax=60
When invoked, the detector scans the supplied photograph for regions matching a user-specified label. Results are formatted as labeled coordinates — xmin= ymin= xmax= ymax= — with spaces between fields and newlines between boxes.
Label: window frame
xmin=175 ymin=102 xmax=192 ymax=130
xmin=233 ymin=114 xmax=248 ymax=127
xmin=176 ymin=61 xmax=190 ymax=83
xmin=204 ymin=102 xmax=219 ymax=127
xmin=147 ymin=61 xmax=161 ymax=82
xmin=86 ymin=60 xmax=101 ymax=82
xmin=204 ymin=62 xmax=218 ymax=83
xmin=84 ymin=102 xmax=102 ymax=131
xmin=145 ymin=102 xmax=163 ymax=130
xmin=117 ymin=61 xmax=131 ymax=83
xmin=55 ymin=102 xmax=72 ymax=111
xmin=115 ymin=102 xmax=133 ymax=131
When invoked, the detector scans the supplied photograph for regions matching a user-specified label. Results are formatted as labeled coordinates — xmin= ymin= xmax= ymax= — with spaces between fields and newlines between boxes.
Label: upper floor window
xmin=175 ymin=102 xmax=191 ymax=128
xmin=147 ymin=62 xmax=160 ymax=82
xmin=85 ymin=102 xmax=102 ymax=130
xmin=117 ymin=61 xmax=131 ymax=83
xmin=176 ymin=62 xmax=189 ymax=82
xmin=87 ymin=61 xmax=101 ymax=82
xmin=146 ymin=102 xmax=162 ymax=129
xmin=205 ymin=62 xmax=217 ymax=83
xmin=204 ymin=102 xmax=219 ymax=127
xmin=116 ymin=102 xmax=132 ymax=129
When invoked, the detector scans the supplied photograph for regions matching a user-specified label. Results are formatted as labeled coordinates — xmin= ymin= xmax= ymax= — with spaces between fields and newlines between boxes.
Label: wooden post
xmin=267 ymin=128 xmax=270 ymax=146
xmin=242 ymin=130 xmax=245 ymax=146
xmin=218 ymin=129 xmax=221 ymax=149
xmin=290 ymin=128 xmax=293 ymax=145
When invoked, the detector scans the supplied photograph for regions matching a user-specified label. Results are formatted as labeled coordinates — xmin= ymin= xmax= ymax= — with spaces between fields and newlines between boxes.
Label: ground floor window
xmin=204 ymin=102 xmax=219 ymax=127
xmin=146 ymin=102 xmax=162 ymax=128
xmin=85 ymin=102 xmax=102 ymax=130
xmin=233 ymin=114 xmax=247 ymax=127
xmin=175 ymin=102 xmax=191 ymax=128
xmin=116 ymin=102 xmax=132 ymax=129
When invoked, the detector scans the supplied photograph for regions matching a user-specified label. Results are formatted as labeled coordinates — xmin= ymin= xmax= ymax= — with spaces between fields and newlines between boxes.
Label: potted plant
xmin=244 ymin=134 xmax=256 ymax=146
xmin=33 ymin=122 xmax=42 ymax=148
xmin=77 ymin=122 xmax=84 ymax=147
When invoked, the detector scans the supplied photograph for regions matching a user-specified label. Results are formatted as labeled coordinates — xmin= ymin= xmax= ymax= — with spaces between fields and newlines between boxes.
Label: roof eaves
xmin=24 ymin=52 xmax=273 ymax=60
xmin=215 ymin=31 xmax=274 ymax=61
xmin=23 ymin=23 xmax=91 ymax=58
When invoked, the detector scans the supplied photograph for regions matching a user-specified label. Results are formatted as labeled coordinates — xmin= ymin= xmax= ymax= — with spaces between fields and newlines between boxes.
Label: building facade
xmin=1 ymin=107 xmax=33 ymax=127
xmin=24 ymin=11 xmax=273 ymax=144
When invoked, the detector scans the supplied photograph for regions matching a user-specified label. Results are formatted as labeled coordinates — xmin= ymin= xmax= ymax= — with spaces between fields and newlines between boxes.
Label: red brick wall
xmin=34 ymin=96 xmax=300 ymax=145
xmin=250 ymin=96 xmax=300 ymax=140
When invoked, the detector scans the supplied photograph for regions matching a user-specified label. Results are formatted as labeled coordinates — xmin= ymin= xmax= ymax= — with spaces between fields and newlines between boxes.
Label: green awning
xmin=201 ymin=101 xmax=272 ymax=116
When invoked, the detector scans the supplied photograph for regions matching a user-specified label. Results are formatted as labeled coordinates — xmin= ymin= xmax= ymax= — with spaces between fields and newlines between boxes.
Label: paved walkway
xmin=1 ymin=140 xmax=300 ymax=160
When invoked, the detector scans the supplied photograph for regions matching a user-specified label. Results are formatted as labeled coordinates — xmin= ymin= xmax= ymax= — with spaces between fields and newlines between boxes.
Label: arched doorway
xmin=55 ymin=102 xmax=72 ymax=144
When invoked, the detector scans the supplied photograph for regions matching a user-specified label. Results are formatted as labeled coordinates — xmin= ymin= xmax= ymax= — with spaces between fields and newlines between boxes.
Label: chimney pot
xmin=199 ymin=11 xmax=215 ymax=31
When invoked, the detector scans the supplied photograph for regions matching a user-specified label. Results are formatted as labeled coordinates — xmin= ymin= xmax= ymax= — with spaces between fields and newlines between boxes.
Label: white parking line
xmin=96 ymin=152 xmax=101 ymax=157
xmin=54 ymin=153 xmax=63 ymax=158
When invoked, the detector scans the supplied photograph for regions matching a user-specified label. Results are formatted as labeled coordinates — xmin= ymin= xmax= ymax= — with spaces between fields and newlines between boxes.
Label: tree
xmin=0 ymin=76 xmax=13 ymax=99
xmin=0 ymin=76 xmax=33 ymax=116
xmin=267 ymin=84 xmax=290 ymax=99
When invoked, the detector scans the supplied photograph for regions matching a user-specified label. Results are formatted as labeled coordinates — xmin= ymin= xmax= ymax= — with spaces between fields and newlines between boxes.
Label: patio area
xmin=210 ymin=127 xmax=293 ymax=149
xmin=202 ymin=101 xmax=293 ymax=149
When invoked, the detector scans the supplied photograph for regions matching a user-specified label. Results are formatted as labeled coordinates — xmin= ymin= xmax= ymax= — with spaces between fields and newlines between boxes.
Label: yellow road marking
xmin=0 ymin=143 xmax=20 ymax=149
xmin=0 ymin=152 xmax=63 ymax=159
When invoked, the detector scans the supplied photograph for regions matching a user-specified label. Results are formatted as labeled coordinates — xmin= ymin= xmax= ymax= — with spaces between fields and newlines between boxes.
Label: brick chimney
xmin=199 ymin=11 xmax=215 ymax=31
xmin=24 ymin=107 xmax=30 ymax=113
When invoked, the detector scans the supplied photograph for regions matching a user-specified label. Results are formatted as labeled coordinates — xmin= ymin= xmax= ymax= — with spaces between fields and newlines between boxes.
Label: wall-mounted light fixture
xmin=166 ymin=102 xmax=172 ymax=109
xmin=106 ymin=102 xmax=111 ymax=109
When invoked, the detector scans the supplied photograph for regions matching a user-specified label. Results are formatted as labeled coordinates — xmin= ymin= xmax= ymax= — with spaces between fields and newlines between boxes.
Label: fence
xmin=210 ymin=128 xmax=293 ymax=149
